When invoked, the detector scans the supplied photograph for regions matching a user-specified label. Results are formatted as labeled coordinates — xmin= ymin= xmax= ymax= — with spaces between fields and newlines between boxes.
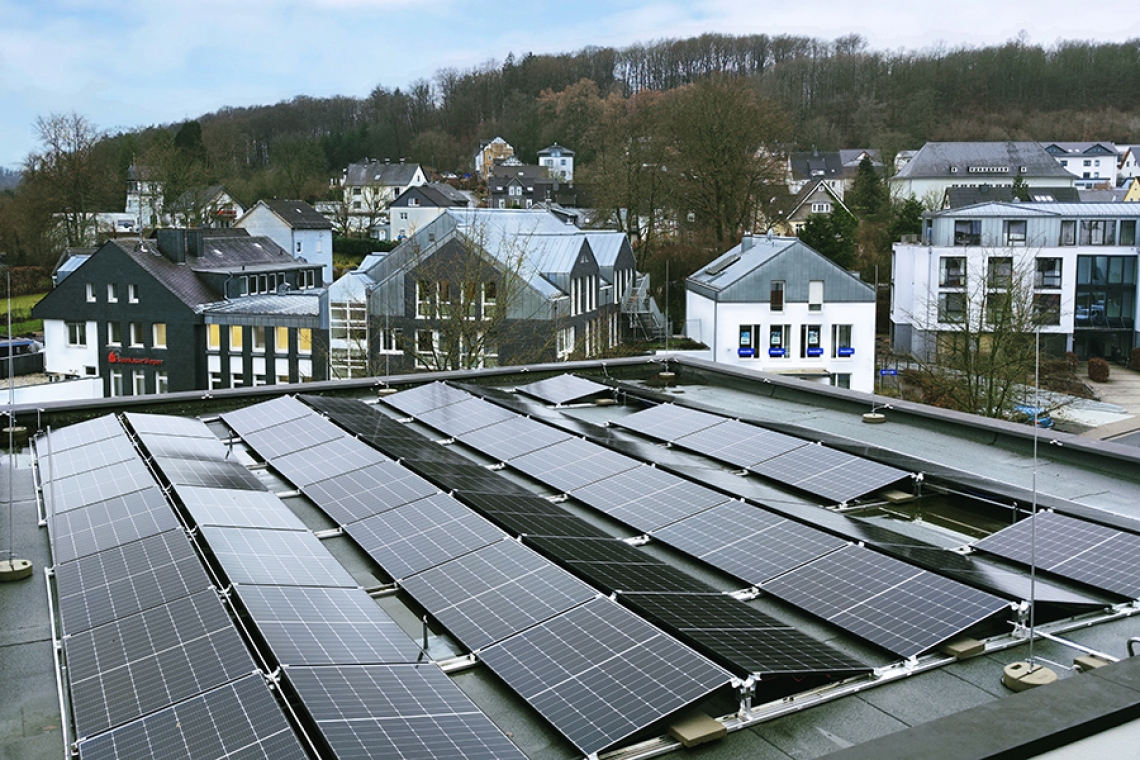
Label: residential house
xmin=943 ymin=185 xmax=1080 ymax=208
xmin=1042 ymin=142 xmax=1120 ymax=189
xmin=487 ymin=164 xmax=558 ymax=209
xmin=328 ymin=159 xmax=428 ymax=238
xmin=1119 ymin=145 xmax=1140 ymax=184
xmin=388 ymin=182 xmax=472 ymax=241
xmin=125 ymin=164 xmax=163 ymax=228
xmin=167 ymin=185 xmax=244 ymax=229
xmin=32 ymin=228 xmax=328 ymax=396
xmin=537 ymin=143 xmax=576 ymax=182
xmin=685 ymin=234 xmax=877 ymax=392
xmin=474 ymin=136 xmax=515 ymax=178
xmin=890 ymin=142 xmax=1075 ymax=204
xmin=780 ymin=179 xmax=851 ymax=234
xmin=1124 ymin=178 xmax=1140 ymax=203
xmin=325 ymin=208 xmax=637 ymax=377
xmin=786 ymin=149 xmax=883 ymax=200
xmin=236 ymin=200 xmax=334 ymax=285
xmin=892 ymin=202 xmax=1140 ymax=363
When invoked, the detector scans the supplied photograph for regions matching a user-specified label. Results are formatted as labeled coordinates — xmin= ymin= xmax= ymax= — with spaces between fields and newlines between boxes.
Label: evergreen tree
xmin=1011 ymin=169 xmax=1030 ymax=201
xmin=848 ymin=155 xmax=887 ymax=220
xmin=798 ymin=208 xmax=857 ymax=268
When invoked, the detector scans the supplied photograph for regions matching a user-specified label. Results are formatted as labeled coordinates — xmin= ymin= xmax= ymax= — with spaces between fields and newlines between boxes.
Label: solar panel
xmin=515 ymin=374 xmax=611 ymax=405
xmin=178 ymin=486 xmax=309 ymax=531
xmin=673 ymin=420 xmax=805 ymax=467
xmin=508 ymin=437 xmax=641 ymax=492
xmin=76 ymin=674 xmax=308 ymax=760
xmin=525 ymin=535 xmax=713 ymax=593
xmin=611 ymin=403 xmax=723 ymax=442
xmin=39 ymin=436 xmax=138 ymax=481
xmin=401 ymin=540 xmax=597 ymax=650
xmin=272 ymin=434 xmax=386 ymax=487
xmin=64 ymin=589 xmax=257 ymax=739
xmin=416 ymin=397 xmax=518 ymax=438
xmin=200 ymin=526 xmax=359 ymax=588
xmin=125 ymin=412 xmax=221 ymax=439
xmin=570 ymin=466 xmax=732 ymax=532
xmin=50 ymin=487 xmax=178 ymax=564
xmin=974 ymin=511 xmax=1140 ymax=598
xmin=619 ymin=593 xmax=869 ymax=676
xmin=285 ymin=664 xmax=528 ymax=760
xmin=345 ymin=495 xmax=506 ymax=580
xmin=39 ymin=415 xmax=124 ymax=454
xmin=235 ymin=584 xmax=423 ymax=665
xmin=652 ymin=502 xmax=849 ymax=585
xmin=241 ymin=416 xmax=344 ymax=460
xmin=48 ymin=458 xmax=159 ymax=514
xmin=455 ymin=415 xmax=573 ymax=461
xmin=303 ymin=460 xmax=440 ymax=525
xmin=762 ymin=545 xmax=1010 ymax=658
xmin=456 ymin=492 xmax=611 ymax=538
xmin=748 ymin=444 xmax=908 ymax=503
xmin=479 ymin=597 xmax=732 ymax=755
xmin=222 ymin=395 xmax=312 ymax=435
xmin=412 ymin=460 xmax=515 ymax=493
xmin=55 ymin=529 xmax=212 ymax=635
xmin=153 ymin=455 xmax=266 ymax=492
xmin=135 ymin=432 xmax=231 ymax=462
xmin=382 ymin=381 xmax=471 ymax=416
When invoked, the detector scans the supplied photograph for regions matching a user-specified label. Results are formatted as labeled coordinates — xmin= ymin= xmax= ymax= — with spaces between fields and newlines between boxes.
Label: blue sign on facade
xmin=769 ymin=348 xmax=786 ymax=357
xmin=738 ymin=348 xmax=755 ymax=358
xmin=806 ymin=347 xmax=824 ymax=357
xmin=837 ymin=347 xmax=855 ymax=357
xmin=880 ymin=368 xmax=898 ymax=376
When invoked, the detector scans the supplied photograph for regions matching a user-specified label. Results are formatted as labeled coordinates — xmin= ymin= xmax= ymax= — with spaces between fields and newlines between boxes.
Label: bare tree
xmin=23 ymin=113 xmax=111 ymax=247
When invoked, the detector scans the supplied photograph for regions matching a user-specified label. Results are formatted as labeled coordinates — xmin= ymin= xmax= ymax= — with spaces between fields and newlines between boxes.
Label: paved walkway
xmin=1075 ymin=362 xmax=1140 ymax=443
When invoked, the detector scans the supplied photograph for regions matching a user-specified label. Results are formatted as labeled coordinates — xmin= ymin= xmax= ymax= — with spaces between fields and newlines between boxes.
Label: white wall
xmin=42 ymin=319 xmax=98 ymax=379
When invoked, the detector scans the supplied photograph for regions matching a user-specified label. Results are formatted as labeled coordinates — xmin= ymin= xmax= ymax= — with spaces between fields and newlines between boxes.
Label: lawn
xmin=0 ymin=292 xmax=46 ymax=336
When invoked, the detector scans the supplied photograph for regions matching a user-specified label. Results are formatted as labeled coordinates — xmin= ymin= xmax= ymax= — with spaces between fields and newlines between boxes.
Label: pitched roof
xmin=893 ymin=142 xmax=1073 ymax=180
xmin=786 ymin=179 xmax=850 ymax=219
xmin=393 ymin=183 xmax=468 ymax=208
xmin=114 ymin=239 xmax=221 ymax=307
xmin=538 ymin=143 xmax=576 ymax=157
xmin=256 ymin=200 xmax=333 ymax=230
xmin=788 ymin=149 xmax=882 ymax=181
xmin=198 ymin=293 xmax=323 ymax=317
xmin=944 ymin=185 xmax=1081 ymax=207
xmin=343 ymin=160 xmax=423 ymax=187
xmin=1041 ymin=141 xmax=1120 ymax=157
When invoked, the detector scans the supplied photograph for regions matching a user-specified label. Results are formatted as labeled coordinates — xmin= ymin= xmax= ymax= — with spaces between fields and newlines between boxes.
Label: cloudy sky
xmin=2 ymin=0 xmax=1138 ymax=168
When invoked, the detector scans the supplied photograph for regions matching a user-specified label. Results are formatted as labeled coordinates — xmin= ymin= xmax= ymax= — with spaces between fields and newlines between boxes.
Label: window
xmin=1036 ymin=259 xmax=1062 ymax=289
xmin=770 ymin=281 xmax=784 ymax=312
xmin=67 ymin=321 xmax=87 ymax=347
xmin=808 ymin=280 xmax=823 ymax=312
xmin=940 ymin=257 xmax=966 ymax=287
xmin=938 ymin=292 xmax=966 ymax=322
xmin=768 ymin=325 xmax=789 ymax=357
xmin=557 ymin=327 xmax=575 ymax=359
xmin=252 ymin=326 xmax=266 ymax=353
xmin=207 ymin=324 xmax=220 ymax=350
xmin=253 ymin=374 xmax=267 ymax=387
xmin=1120 ymin=220 xmax=1137 ymax=247
xmin=1034 ymin=294 xmax=1061 ymax=325
xmin=985 ymin=291 xmax=1012 ymax=326
xmin=128 ymin=284 xmax=139 ymax=303
xmin=1084 ymin=159 xmax=1092 ymax=166
xmin=86 ymin=283 xmax=95 ymax=302
xmin=800 ymin=324 xmax=822 ymax=358
xmin=132 ymin=371 xmax=146 ymax=396
xmin=230 ymin=325 xmax=243 ymax=350
xmin=155 ymin=371 xmax=168 ymax=394
xmin=1080 ymin=220 xmax=1115 ymax=246
xmin=832 ymin=324 xmax=853 ymax=358
xmin=738 ymin=324 xmax=761 ymax=358
xmin=1003 ymin=220 xmax=1027 ymax=247
xmin=830 ymin=374 xmax=851 ymax=389
xmin=110 ymin=370 xmax=124 ymax=397
xmin=380 ymin=328 xmax=404 ymax=354
xmin=987 ymin=257 xmax=1013 ymax=288
xmin=954 ymin=220 xmax=981 ymax=246
xmin=107 ymin=321 xmax=122 ymax=346
xmin=276 ymin=326 xmax=289 ymax=353
xmin=209 ymin=371 xmax=223 ymax=390
xmin=811 ymin=202 xmax=831 ymax=214
xmin=128 ymin=322 xmax=143 ymax=347
xmin=1061 ymin=220 xmax=1076 ymax=246
xmin=152 ymin=323 xmax=166 ymax=348
xmin=416 ymin=329 xmax=436 ymax=366
xmin=107 ymin=283 xmax=119 ymax=302
xmin=416 ymin=280 xmax=436 ymax=319
xmin=482 ymin=281 xmax=498 ymax=320
xmin=299 ymin=329 xmax=311 ymax=355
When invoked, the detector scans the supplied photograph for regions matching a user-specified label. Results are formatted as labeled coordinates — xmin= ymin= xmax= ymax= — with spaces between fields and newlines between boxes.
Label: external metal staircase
xmin=621 ymin=274 xmax=669 ymax=342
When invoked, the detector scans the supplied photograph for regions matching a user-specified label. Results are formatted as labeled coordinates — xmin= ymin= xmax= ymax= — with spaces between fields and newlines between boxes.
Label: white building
xmin=891 ymin=143 xmax=1074 ymax=204
xmin=685 ymin=235 xmax=877 ymax=392
xmin=1119 ymin=146 xmax=1140 ymax=184
xmin=388 ymin=183 xmax=472 ymax=240
xmin=236 ymin=200 xmax=334 ymax=285
xmin=1042 ymin=142 xmax=1120 ymax=189
xmin=537 ymin=144 xmax=575 ymax=182
xmin=892 ymin=202 xmax=1140 ymax=363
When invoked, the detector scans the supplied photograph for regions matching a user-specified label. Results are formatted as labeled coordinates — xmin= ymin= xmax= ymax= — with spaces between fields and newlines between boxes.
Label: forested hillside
xmin=2 ymin=32 xmax=1139 ymax=271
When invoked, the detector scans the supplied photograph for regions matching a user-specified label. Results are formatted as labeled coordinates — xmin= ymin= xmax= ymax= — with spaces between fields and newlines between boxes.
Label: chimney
xmin=741 ymin=235 xmax=754 ymax=251
xmin=155 ymin=228 xmax=204 ymax=263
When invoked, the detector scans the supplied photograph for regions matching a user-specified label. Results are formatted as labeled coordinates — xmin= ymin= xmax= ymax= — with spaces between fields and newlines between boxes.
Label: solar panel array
xmin=515 ymin=373 xmax=611 ymax=405
xmin=617 ymin=402 xmax=910 ymax=503
xmin=312 ymin=393 xmax=871 ymax=683
xmin=974 ymin=511 xmax=1140 ymax=598
xmin=763 ymin=545 xmax=1010 ymax=658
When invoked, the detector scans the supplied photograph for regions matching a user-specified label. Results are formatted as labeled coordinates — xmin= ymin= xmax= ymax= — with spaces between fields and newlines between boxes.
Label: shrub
xmin=1088 ymin=357 xmax=1110 ymax=382
xmin=1131 ymin=347 xmax=1140 ymax=371
xmin=1065 ymin=351 xmax=1079 ymax=372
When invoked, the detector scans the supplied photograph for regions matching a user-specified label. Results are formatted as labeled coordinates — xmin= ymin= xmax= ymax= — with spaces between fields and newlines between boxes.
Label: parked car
xmin=1010 ymin=404 xmax=1055 ymax=428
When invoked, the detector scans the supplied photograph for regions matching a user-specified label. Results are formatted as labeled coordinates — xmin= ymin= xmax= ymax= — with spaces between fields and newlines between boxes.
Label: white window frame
xmin=152 ymin=323 xmax=167 ymax=349
xmin=129 ymin=322 xmax=144 ymax=348
xmin=67 ymin=321 xmax=87 ymax=347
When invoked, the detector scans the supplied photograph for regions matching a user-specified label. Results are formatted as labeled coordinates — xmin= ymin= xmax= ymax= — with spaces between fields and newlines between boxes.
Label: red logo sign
xmin=107 ymin=351 xmax=163 ymax=366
